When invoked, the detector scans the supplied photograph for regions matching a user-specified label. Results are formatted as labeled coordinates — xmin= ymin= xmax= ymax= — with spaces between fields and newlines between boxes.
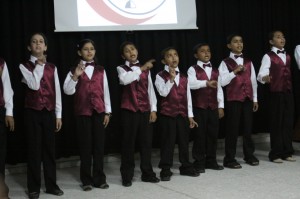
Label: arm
xmin=250 ymin=63 xmax=258 ymax=103
xmin=117 ymin=66 xmax=142 ymax=85
xmin=187 ymin=67 xmax=207 ymax=89
xmin=54 ymin=67 xmax=62 ymax=132
xmin=257 ymin=54 xmax=271 ymax=84
xmin=2 ymin=62 xmax=14 ymax=131
xmin=154 ymin=73 xmax=174 ymax=97
xmin=103 ymin=70 xmax=112 ymax=128
xmin=19 ymin=63 xmax=44 ymax=90
xmin=63 ymin=71 xmax=78 ymax=95
xmin=295 ymin=45 xmax=300 ymax=70
xmin=218 ymin=61 xmax=236 ymax=87
xmin=148 ymin=72 xmax=157 ymax=123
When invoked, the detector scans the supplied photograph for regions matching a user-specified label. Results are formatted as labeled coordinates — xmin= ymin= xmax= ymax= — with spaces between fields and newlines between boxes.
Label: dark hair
xmin=28 ymin=32 xmax=48 ymax=46
xmin=75 ymin=38 xmax=98 ymax=65
xmin=268 ymin=30 xmax=283 ymax=41
xmin=119 ymin=41 xmax=137 ymax=55
xmin=226 ymin=33 xmax=242 ymax=44
xmin=160 ymin=46 xmax=177 ymax=60
xmin=193 ymin=43 xmax=210 ymax=54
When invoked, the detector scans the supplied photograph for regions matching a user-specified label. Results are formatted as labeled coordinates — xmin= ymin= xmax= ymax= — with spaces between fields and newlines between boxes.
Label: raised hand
xmin=141 ymin=59 xmax=155 ymax=71
xmin=72 ymin=60 xmax=85 ymax=81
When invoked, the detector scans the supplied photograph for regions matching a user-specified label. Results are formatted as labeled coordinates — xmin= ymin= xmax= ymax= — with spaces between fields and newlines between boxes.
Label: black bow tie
xmin=129 ymin=63 xmax=140 ymax=67
xmin=203 ymin=63 xmax=211 ymax=68
xmin=277 ymin=50 xmax=285 ymax=54
xmin=85 ymin=62 xmax=95 ymax=67
xmin=234 ymin=54 xmax=243 ymax=59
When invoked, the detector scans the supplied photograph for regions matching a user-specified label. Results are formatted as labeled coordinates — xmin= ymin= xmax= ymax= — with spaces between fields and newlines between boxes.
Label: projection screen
xmin=54 ymin=0 xmax=197 ymax=32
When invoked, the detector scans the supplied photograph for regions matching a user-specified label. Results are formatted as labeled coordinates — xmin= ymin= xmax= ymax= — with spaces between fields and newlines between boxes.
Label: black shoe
xmin=45 ymin=188 xmax=64 ymax=196
xmin=122 ymin=180 xmax=132 ymax=187
xmin=244 ymin=157 xmax=259 ymax=166
xmin=205 ymin=164 xmax=224 ymax=170
xmin=141 ymin=176 xmax=160 ymax=183
xmin=81 ymin=185 xmax=93 ymax=191
xmin=28 ymin=192 xmax=40 ymax=199
xmin=223 ymin=162 xmax=242 ymax=169
xmin=180 ymin=169 xmax=200 ymax=177
xmin=194 ymin=167 xmax=205 ymax=174
xmin=160 ymin=175 xmax=171 ymax=181
xmin=160 ymin=169 xmax=173 ymax=181
xmin=94 ymin=183 xmax=109 ymax=189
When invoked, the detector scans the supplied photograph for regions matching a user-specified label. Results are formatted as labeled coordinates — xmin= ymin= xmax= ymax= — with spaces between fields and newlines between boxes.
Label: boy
xmin=117 ymin=41 xmax=159 ymax=187
xmin=218 ymin=34 xmax=259 ymax=169
xmin=155 ymin=47 xmax=199 ymax=181
xmin=257 ymin=30 xmax=295 ymax=163
xmin=187 ymin=43 xmax=224 ymax=173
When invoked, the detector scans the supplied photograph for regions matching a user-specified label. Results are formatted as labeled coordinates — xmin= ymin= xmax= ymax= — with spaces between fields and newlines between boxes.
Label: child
xmin=155 ymin=47 xmax=199 ymax=181
xmin=117 ymin=41 xmax=159 ymax=187
xmin=19 ymin=33 xmax=63 ymax=199
xmin=218 ymin=34 xmax=259 ymax=169
xmin=257 ymin=30 xmax=295 ymax=163
xmin=295 ymin=45 xmax=300 ymax=69
xmin=0 ymin=58 xmax=14 ymax=177
xmin=187 ymin=43 xmax=224 ymax=173
xmin=63 ymin=39 xmax=111 ymax=191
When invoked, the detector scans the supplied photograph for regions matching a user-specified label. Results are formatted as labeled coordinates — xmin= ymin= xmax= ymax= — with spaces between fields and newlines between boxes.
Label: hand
xmin=189 ymin=117 xmax=198 ymax=128
xmin=72 ymin=60 xmax=85 ymax=81
xmin=5 ymin=116 xmax=14 ymax=131
xmin=141 ymin=59 xmax=155 ymax=71
xmin=262 ymin=75 xmax=271 ymax=83
xmin=234 ymin=64 xmax=245 ymax=74
xmin=149 ymin=111 xmax=157 ymax=123
xmin=103 ymin=114 xmax=110 ymax=128
xmin=169 ymin=67 xmax=176 ymax=82
xmin=218 ymin=108 xmax=224 ymax=119
xmin=253 ymin=102 xmax=259 ymax=112
xmin=55 ymin=118 xmax=62 ymax=132
xmin=206 ymin=80 xmax=217 ymax=88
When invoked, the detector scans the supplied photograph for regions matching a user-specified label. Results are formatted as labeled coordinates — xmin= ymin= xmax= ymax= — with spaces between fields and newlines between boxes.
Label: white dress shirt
xmin=1 ymin=60 xmax=14 ymax=116
xmin=257 ymin=47 xmax=286 ymax=84
xmin=19 ymin=55 xmax=62 ymax=118
xmin=155 ymin=65 xmax=193 ymax=117
xmin=187 ymin=61 xmax=224 ymax=108
xmin=218 ymin=52 xmax=258 ymax=102
xmin=63 ymin=60 xmax=112 ymax=114
xmin=294 ymin=45 xmax=300 ymax=70
xmin=117 ymin=60 xmax=157 ymax=112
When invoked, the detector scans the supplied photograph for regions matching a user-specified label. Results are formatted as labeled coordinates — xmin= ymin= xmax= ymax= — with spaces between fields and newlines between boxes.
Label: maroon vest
xmin=120 ymin=65 xmax=150 ymax=112
xmin=268 ymin=52 xmax=292 ymax=93
xmin=191 ymin=65 xmax=218 ymax=110
xmin=23 ymin=61 xmax=56 ymax=111
xmin=223 ymin=58 xmax=253 ymax=102
xmin=158 ymin=70 xmax=188 ymax=117
xmin=0 ymin=58 xmax=4 ymax=107
xmin=74 ymin=66 xmax=105 ymax=116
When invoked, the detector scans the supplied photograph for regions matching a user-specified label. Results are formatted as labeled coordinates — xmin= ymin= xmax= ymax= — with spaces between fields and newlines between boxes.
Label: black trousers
xmin=0 ymin=106 xmax=7 ymax=176
xmin=268 ymin=92 xmax=294 ymax=161
xmin=25 ymin=108 xmax=58 ymax=193
xmin=158 ymin=115 xmax=193 ymax=171
xmin=223 ymin=100 xmax=255 ymax=164
xmin=75 ymin=112 xmax=106 ymax=186
xmin=120 ymin=110 xmax=155 ymax=181
xmin=192 ymin=108 xmax=219 ymax=168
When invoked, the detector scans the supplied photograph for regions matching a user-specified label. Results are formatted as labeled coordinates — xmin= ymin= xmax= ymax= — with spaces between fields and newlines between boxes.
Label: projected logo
xmin=78 ymin=0 xmax=176 ymax=26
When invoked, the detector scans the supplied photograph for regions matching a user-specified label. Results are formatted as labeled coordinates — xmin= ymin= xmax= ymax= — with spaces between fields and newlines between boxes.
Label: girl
xmin=19 ymin=32 xmax=63 ymax=199
xmin=63 ymin=39 xmax=112 ymax=191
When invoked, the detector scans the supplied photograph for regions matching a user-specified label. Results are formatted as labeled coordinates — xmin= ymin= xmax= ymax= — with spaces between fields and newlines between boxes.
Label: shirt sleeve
xmin=154 ymin=73 xmax=174 ymax=97
xmin=117 ymin=66 xmax=142 ymax=85
xmin=54 ymin=67 xmax=62 ymax=118
xmin=19 ymin=63 xmax=44 ymax=90
xmin=218 ymin=61 xmax=236 ymax=87
xmin=250 ymin=62 xmax=258 ymax=102
xmin=63 ymin=71 xmax=78 ymax=95
xmin=103 ymin=70 xmax=112 ymax=113
xmin=295 ymin=45 xmax=300 ymax=70
xmin=187 ymin=67 xmax=207 ymax=89
xmin=2 ymin=62 xmax=14 ymax=116
xmin=148 ymin=71 xmax=157 ymax=112
xmin=257 ymin=54 xmax=271 ymax=84
xmin=187 ymin=81 xmax=193 ymax=117
xmin=217 ymin=77 xmax=224 ymax=108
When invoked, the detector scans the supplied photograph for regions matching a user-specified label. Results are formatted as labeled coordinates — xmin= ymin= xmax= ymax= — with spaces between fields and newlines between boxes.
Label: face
xmin=27 ymin=34 xmax=47 ymax=57
xmin=194 ymin=45 xmax=211 ymax=63
xmin=122 ymin=44 xmax=138 ymax=63
xmin=162 ymin=49 xmax=179 ymax=68
xmin=270 ymin=31 xmax=285 ymax=49
xmin=227 ymin=36 xmax=243 ymax=54
xmin=78 ymin=42 xmax=96 ymax=62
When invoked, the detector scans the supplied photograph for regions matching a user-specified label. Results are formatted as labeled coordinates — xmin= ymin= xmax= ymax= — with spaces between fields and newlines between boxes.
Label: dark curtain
xmin=0 ymin=0 xmax=300 ymax=164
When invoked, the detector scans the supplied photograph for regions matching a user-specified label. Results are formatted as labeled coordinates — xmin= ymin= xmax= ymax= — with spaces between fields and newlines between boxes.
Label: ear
xmin=226 ymin=43 xmax=231 ymax=49
xmin=121 ymin=55 xmax=126 ymax=60
xmin=77 ymin=50 xmax=82 ymax=57
xmin=27 ymin=46 xmax=31 ymax=51
xmin=193 ymin=53 xmax=198 ymax=59
xmin=269 ymin=39 xmax=274 ymax=46
xmin=44 ymin=46 xmax=47 ymax=52
xmin=161 ymin=59 xmax=166 ymax=65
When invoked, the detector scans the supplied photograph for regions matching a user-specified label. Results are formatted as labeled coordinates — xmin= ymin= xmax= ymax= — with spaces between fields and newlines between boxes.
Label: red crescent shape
xmin=86 ymin=0 xmax=154 ymax=25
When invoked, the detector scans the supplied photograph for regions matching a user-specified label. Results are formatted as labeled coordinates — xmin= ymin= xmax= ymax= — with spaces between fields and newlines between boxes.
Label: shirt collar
xmin=230 ymin=52 xmax=243 ymax=59
xmin=271 ymin=46 xmax=285 ymax=54
xmin=197 ymin=60 xmax=211 ymax=68
xmin=164 ymin=65 xmax=179 ymax=72
xmin=125 ymin=60 xmax=139 ymax=67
